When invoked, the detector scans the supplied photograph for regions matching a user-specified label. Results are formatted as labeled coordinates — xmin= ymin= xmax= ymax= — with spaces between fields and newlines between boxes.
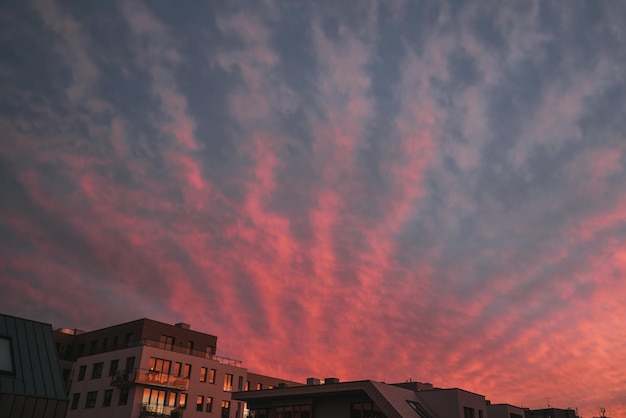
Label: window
xmin=160 ymin=335 xmax=174 ymax=350
xmin=407 ymin=401 xmax=431 ymax=418
xmin=77 ymin=365 xmax=86 ymax=381
xmin=149 ymin=357 xmax=172 ymax=374
xmin=168 ymin=392 xmax=177 ymax=408
xmin=109 ymin=359 xmax=119 ymax=376
xmin=256 ymin=383 xmax=262 ymax=390
xmin=142 ymin=388 xmax=167 ymax=413
xmin=179 ymin=393 xmax=188 ymax=409
xmin=92 ymin=362 xmax=103 ymax=379
xmin=0 ymin=337 xmax=15 ymax=374
xmin=463 ymin=407 xmax=475 ymax=418
xmin=351 ymin=402 xmax=384 ymax=418
xmin=173 ymin=362 xmax=182 ymax=376
xmin=223 ymin=373 xmax=233 ymax=391
xmin=103 ymin=389 xmax=113 ymax=407
xmin=89 ymin=340 xmax=97 ymax=354
xmin=188 ymin=341 xmax=194 ymax=354
xmin=209 ymin=368 xmax=216 ymax=383
xmin=196 ymin=396 xmax=204 ymax=412
xmin=206 ymin=396 xmax=213 ymax=412
xmin=113 ymin=335 xmax=119 ymax=347
xmin=183 ymin=364 xmax=191 ymax=378
xmin=119 ymin=387 xmax=129 ymax=405
xmin=125 ymin=332 xmax=134 ymax=345
xmin=238 ymin=376 xmax=244 ymax=391
xmin=102 ymin=337 xmax=108 ymax=350
xmin=77 ymin=343 xmax=85 ymax=357
xmin=85 ymin=391 xmax=97 ymax=408
xmin=71 ymin=393 xmax=80 ymax=409
xmin=221 ymin=400 xmax=231 ymax=418
xmin=200 ymin=367 xmax=208 ymax=382
xmin=479 ymin=410 xmax=484 ymax=418
xmin=245 ymin=381 xmax=250 ymax=391
xmin=125 ymin=356 xmax=135 ymax=373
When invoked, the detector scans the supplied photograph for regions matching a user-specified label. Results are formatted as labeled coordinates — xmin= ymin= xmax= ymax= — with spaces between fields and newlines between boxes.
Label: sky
xmin=1 ymin=1 xmax=625 ymax=416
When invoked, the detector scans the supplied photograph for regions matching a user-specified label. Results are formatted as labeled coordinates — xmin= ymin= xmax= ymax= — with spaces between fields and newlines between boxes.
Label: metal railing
xmin=111 ymin=369 xmax=189 ymax=390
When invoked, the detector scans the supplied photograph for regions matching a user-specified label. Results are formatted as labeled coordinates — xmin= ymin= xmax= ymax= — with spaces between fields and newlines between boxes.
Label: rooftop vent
xmin=324 ymin=377 xmax=340 ymax=384
xmin=307 ymin=378 xmax=322 ymax=386
xmin=175 ymin=322 xmax=190 ymax=329
xmin=278 ymin=383 xmax=289 ymax=388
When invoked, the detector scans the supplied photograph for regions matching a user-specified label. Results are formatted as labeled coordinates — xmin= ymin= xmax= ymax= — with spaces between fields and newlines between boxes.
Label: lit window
xmin=206 ymin=396 xmax=213 ymax=412
xmin=223 ymin=373 xmax=233 ymax=391
xmin=179 ymin=393 xmax=188 ymax=409
xmin=183 ymin=364 xmax=192 ymax=378
xmin=197 ymin=396 xmax=204 ymax=412
xmin=0 ymin=337 xmax=14 ymax=374
xmin=209 ymin=368 xmax=216 ymax=383
xmin=221 ymin=400 xmax=231 ymax=418
xmin=200 ymin=367 xmax=208 ymax=382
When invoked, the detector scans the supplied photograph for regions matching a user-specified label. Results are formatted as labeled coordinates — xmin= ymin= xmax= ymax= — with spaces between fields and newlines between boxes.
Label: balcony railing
xmin=140 ymin=403 xmax=181 ymax=417
xmin=111 ymin=369 xmax=189 ymax=390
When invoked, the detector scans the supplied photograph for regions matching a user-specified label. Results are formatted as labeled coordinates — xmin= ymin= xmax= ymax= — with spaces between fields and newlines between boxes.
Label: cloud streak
xmin=1 ymin=1 xmax=626 ymax=416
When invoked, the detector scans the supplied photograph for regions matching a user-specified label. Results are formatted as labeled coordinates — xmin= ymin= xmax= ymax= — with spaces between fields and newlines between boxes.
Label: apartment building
xmin=53 ymin=318 xmax=300 ymax=418
xmin=233 ymin=378 xmax=492 ymax=418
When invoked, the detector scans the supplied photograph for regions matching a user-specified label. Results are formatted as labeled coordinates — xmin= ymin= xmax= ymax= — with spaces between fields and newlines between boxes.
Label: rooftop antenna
xmin=547 ymin=398 xmax=550 ymax=408
xmin=599 ymin=407 xmax=606 ymax=418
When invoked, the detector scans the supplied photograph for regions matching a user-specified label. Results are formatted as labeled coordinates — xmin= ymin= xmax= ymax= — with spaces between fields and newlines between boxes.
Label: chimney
xmin=307 ymin=378 xmax=321 ymax=386
xmin=175 ymin=323 xmax=190 ymax=329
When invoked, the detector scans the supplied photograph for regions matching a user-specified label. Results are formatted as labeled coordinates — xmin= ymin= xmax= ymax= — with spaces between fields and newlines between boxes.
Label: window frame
xmin=0 ymin=336 xmax=15 ymax=376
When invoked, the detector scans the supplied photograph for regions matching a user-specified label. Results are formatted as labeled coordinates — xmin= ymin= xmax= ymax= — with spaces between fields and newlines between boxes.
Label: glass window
xmin=221 ymin=400 xmax=231 ymax=418
xmin=256 ymin=383 xmax=262 ymax=390
xmin=0 ymin=337 xmax=14 ymax=374
xmin=206 ymin=396 xmax=213 ymax=412
xmin=149 ymin=357 xmax=172 ymax=374
xmin=183 ymin=364 xmax=191 ymax=378
xmin=173 ymin=362 xmax=182 ymax=377
xmin=179 ymin=393 xmax=188 ymax=409
xmin=103 ymin=389 xmax=113 ymax=407
xmin=245 ymin=381 xmax=250 ymax=391
xmin=119 ymin=387 xmax=129 ymax=405
xmin=167 ymin=392 xmax=177 ymax=407
xmin=238 ymin=376 xmax=244 ymax=391
xmin=196 ymin=396 xmax=204 ymax=412
xmin=89 ymin=340 xmax=97 ymax=355
xmin=209 ymin=368 xmax=216 ymax=383
xmin=464 ymin=407 xmax=475 ymax=418
xmin=200 ymin=367 xmax=208 ymax=382
xmin=77 ymin=365 xmax=86 ymax=381
xmin=85 ymin=391 xmax=97 ymax=408
xmin=223 ymin=373 xmax=233 ymax=391
xmin=71 ymin=393 xmax=80 ymax=409
xmin=125 ymin=356 xmax=135 ymax=373
xmin=109 ymin=359 xmax=119 ymax=376
xmin=160 ymin=335 xmax=174 ymax=350
xmin=92 ymin=362 xmax=103 ymax=379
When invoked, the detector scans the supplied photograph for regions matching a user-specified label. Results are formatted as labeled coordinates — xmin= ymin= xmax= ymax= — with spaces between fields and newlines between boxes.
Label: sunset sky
xmin=1 ymin=1 xmax=626 ymax=416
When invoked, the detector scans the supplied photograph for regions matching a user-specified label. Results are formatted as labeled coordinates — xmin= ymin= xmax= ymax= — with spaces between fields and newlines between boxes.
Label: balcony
xmin=111 ymin=369 xmax=189 ymax=391
xmin=139 ymin=403 xmax=181 ymax=418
